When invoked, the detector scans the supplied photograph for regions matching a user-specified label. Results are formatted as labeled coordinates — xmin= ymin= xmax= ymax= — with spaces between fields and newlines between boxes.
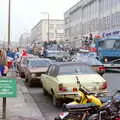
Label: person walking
xmin=0 ymin=49 xmax=8 ymax=76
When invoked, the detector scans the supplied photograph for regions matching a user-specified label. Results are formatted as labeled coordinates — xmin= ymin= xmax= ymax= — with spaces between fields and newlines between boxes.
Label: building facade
xmin=31 ymin=19 xmax=64 ymax=43
xmin=19 ymin=32 xmax=31 ymax=48
xmin=64 ymin=0 xmax=120 ymax=47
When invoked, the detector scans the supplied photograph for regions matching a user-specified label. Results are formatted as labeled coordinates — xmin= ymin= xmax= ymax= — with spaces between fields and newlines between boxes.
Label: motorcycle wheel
xmin=64 ymin=113 xmax=83 ymax=120
xmin=87 ymin=114 xmax=98 ymax=120
xmin=54 ymin=116 xmax=61 ymax=120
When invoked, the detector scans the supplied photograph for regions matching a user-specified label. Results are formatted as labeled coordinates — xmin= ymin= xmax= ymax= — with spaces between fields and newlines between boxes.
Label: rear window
xmin=59 ymin=64 xmax=96 ymax=75
xmin=28 ymin=60 xmax=51 ymax=67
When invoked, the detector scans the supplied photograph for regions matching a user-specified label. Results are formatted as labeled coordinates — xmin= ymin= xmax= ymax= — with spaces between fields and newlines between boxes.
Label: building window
xmin=56 ymin=24 xmax=63 ymax=29
xmin=49 ymin=32 xmax=54 ymax=39
xmin=49 ymin=24 xmax=54 ymax=29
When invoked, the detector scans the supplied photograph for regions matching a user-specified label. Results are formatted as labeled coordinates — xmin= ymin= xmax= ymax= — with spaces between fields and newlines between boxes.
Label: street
xmin=24 ymin=71 xmax=120 ymax=120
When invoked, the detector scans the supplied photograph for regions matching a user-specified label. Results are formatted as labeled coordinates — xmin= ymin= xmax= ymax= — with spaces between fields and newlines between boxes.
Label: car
xmin=16 ymin=54 xmax=39 ymax=78
xmin=41 ymin=62 xmax=107 ymax=106
xmin=87 ymin=57 xmax=106 ymax=76
xmin=72 ymin=53 xmax=106 ymax=76
xmin=24 ymin=58 xmax=52 ymax=87
xmin=104 ymin=59 xmax=120 ymax=71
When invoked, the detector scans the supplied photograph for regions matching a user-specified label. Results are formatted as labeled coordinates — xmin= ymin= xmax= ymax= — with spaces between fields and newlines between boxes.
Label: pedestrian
xmin=0 ymin=49 xmax=8 ymax=76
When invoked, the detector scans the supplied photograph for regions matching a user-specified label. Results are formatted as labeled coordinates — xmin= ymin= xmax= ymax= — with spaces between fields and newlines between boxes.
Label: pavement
xmin=0 ymin=70 xmax=46 ymax=120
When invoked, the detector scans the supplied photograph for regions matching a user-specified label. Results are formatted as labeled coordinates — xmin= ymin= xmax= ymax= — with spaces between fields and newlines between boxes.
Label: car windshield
xmin=28 ymin=60 xmax=51 ymax=67
xmin=75 ymin=53 xmax=102 ymax=65
xmin=47 ymin=51 xmax=58 ymax=57
xmin=87 ymin=58 xmax=102 ymax=65
xmin=99 ymin=40 xmax=120 ymax=49
xmin=59 ymin=64 xmax=96 ymax=75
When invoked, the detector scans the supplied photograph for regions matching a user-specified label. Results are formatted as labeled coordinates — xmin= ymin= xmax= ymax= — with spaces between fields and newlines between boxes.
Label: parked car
xmin=72 ymin=53 xmax=106 ymax=76
xmin=41 ymin=62 xmax=107 ymax=106
xmin=104 ymin=59 xmax=120 ymax=71
xmin=16 ymin=54 xmax=39 ymax=78
xmin=24 ymin=58 xmax=52 ymax=87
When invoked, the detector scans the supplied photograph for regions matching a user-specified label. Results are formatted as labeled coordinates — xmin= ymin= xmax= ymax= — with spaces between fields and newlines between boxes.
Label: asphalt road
xmin=27 ymin=71 xmax=120 ymax=120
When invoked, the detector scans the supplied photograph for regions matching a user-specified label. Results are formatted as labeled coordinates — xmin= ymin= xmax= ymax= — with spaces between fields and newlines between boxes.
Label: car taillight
xmin=58 ymin=84 xmax=67 ymax=92
xmin=73 ymin=88 xmax=78 ymax=92
xmin=98 ymin=66 xmax=105 ymax=71
xmin=100 ymin=82 xmax=107 ymax=90
xmin=89 ymin=47 xmax=97 ymax=52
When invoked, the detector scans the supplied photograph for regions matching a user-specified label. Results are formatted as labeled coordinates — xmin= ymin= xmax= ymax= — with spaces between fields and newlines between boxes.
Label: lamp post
xmin=8 ymin=0 xmax=11 ymax=48
xmin=41 ymin=12 xmax=49 ymax=42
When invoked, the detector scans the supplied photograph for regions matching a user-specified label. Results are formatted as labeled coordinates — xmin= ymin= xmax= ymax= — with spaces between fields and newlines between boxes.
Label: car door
xmin=43 ymin=65 xmax=58 ymax=94
xmin=46 ymin=65 xmax=58 ymax=94
xmin=42 ymin=65 xmax=53 ymax=92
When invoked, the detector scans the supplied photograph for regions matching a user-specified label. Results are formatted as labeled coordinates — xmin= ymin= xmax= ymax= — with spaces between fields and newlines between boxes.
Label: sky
xmin=0 ymin=0 xmax=80 ymax=42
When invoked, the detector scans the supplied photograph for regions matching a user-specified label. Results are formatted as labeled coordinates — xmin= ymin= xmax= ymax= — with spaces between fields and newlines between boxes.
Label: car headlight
xmin=31 ymin=73 xmax=36 ymax=77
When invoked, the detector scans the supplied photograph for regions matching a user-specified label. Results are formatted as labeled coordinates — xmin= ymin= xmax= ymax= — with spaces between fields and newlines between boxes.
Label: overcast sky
xmin=0 ymin=0 xmax=80 ymax=42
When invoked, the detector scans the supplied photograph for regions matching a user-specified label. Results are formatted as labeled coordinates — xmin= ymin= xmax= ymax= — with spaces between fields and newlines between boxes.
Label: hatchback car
xmin=24 ymin=58 xmax=52 ymax=86
xmin=41 ymin=62 xmax=107 ymax=105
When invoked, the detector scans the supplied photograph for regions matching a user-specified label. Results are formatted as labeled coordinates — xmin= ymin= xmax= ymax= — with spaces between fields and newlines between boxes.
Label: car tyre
xmin=25 ymin=76 xmax=28 ymax=83
xmin=54 ymin=117 xmax=61 ymax=120
xmin=42 ymin=87 xmax=48 ymax=95
xmin=20 ymin=72 xmax=25 ymax=78
xmin=40 ymin=81 xmax=42 ymax=88
xmin=52 ymin=93 xmax=62 ymax=107
xmin=52 ymin=94 xmax=57 ymax=106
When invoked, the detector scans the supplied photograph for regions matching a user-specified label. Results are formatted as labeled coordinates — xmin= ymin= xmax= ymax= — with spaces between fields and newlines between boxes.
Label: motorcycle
xmin=87 ymin=90 xmax=120 ymax=120
xmin=54 ymin=87 xmax=107 ymax=120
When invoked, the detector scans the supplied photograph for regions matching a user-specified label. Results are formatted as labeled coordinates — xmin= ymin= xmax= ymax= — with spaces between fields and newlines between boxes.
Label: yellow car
xmin=41 ymin=62 xmax=107 ymax=106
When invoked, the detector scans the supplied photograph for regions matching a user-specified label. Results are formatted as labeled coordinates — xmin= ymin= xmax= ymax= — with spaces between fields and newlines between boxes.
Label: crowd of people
xmin=0 ymin=47 xmax=28 ymax=77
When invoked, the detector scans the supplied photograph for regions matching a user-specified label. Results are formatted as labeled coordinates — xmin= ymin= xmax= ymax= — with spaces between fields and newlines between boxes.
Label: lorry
xmin=89 ymin=36 xmax=120 ymax=66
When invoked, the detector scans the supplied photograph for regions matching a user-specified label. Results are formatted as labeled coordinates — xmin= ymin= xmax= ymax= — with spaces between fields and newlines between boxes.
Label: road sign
xmin=0 ymin=78 xmax=16 ymax=97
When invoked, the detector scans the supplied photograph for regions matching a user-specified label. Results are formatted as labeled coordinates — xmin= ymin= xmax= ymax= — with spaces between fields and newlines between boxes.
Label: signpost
xmin=0 ymin=78 xmax=16 ymax=119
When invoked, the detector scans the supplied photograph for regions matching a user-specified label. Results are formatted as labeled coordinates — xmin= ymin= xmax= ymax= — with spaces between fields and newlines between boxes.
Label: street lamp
xmin=41 ymin=12 xmax=49 ymax=42
xmin=8 ymin=0 xmax=11 ymax=48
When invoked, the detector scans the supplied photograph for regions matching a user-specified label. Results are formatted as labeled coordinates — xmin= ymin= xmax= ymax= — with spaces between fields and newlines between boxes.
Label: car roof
xmin=51 ymin=62 xmax=89 ymax=66
xmin=28 ymin=58 xmax=51 ymax=61
xmin=98 ymin=36 xmax=120 ymax=41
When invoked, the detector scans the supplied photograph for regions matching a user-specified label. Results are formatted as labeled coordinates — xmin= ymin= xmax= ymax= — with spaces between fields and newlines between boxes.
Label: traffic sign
xmin=0 ymin=78 xmax=16 ymax=97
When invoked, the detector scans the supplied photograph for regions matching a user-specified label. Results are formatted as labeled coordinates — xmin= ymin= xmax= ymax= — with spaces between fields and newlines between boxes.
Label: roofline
xmin=64 ymin=0 xmax=83 ymax=15
xmin=52 ymin=62 xmax=88 ymax=66
xmin=31 ymin=19 xmax=64 ymax=31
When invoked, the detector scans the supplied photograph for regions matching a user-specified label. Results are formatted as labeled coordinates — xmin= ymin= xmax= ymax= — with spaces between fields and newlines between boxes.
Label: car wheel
xmin=52 ymin=94 xmax=57 ymax=106
xmin=43 ymin=87 xmax=48 ymax=95
xmin=54 ymin=116 xmax=61 ymax=120
xmin=40 ymin=80 xmax=42 ymax=88
xmin=20 ymin=72 xmax=25 ymax=78
xmin=52 ymin=93 xmax=62 ymax=107
xmin=25 ymin=76 xmax=28 ymax=83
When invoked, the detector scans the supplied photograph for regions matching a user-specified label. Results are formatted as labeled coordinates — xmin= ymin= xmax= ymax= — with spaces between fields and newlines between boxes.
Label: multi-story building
xmin=64 ymin=0 xmax=120 ymax=47
xmin=19 ymin=32 xmax=31 ymax=48
xmin=31 ymin=19 xmax=64 ymax=43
